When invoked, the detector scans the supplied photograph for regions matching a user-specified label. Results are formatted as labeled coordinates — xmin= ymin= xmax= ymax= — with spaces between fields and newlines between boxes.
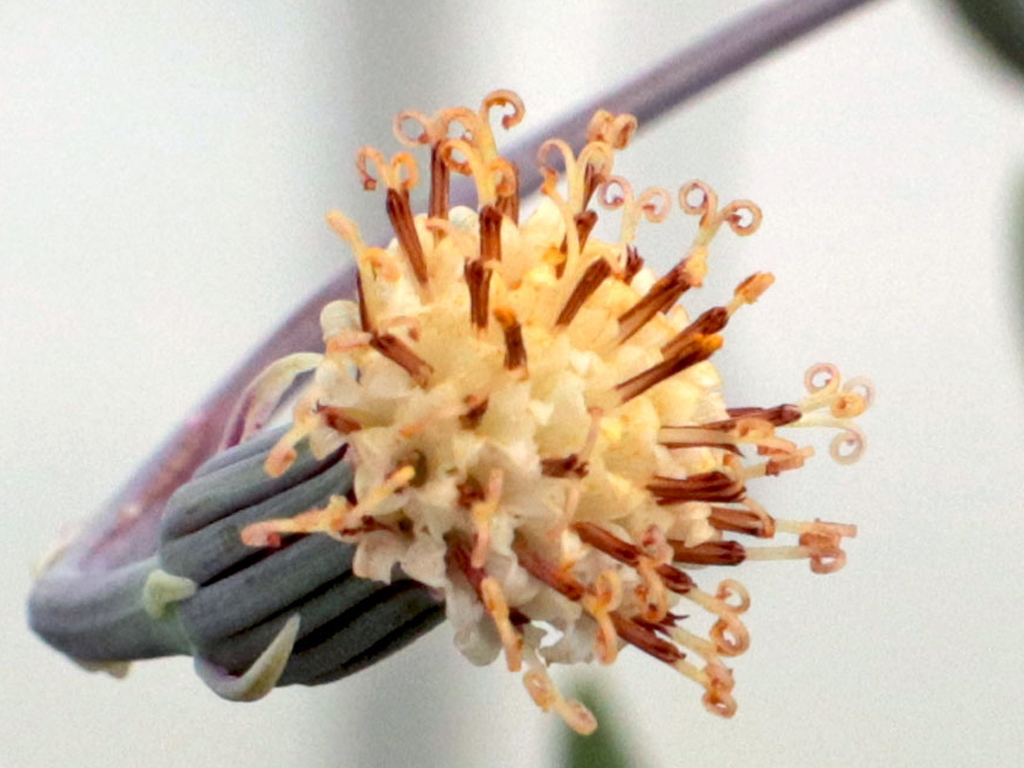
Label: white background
xmin=3 ymin=1 xmax=1024 ymax=766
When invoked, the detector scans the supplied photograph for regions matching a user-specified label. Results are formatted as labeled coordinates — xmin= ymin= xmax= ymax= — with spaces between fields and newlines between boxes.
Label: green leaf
xmin=949 ymin=0 xmax=1024 ymax=76
xmin=560 ymin=682 xmax=642 ymax=768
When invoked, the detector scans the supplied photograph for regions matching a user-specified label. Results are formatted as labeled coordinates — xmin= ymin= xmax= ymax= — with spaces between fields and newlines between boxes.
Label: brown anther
xmin=765 ymin=451 xmax=809 ymax=476
xmin=555 ymin=257 xmax=612 ymax=328
xmin=725 ymin=404 xmax=803 ymax=427
xmin=456 ymin=478 xmax=485 ymax=508
xmin=669 ymin=540 xmax=747 ymax=566
xmin=573 ymin=523 xmax=693 ymax=593
xmin=708 ymin=506 xmax=776 ymax=538
xmin=494 ymin=306 xmax=527 ymax=372
xmin=370 ymin=332 xmax=433 ymax=386
xmin=734 ymin=272 xmax=774 ymax=305
xmin=428 ymin=147 xmax=450 ymax=221
xmin=356 ymin=273 xmax=373 ymax=332
xmin=615 ymin=334 xmax=723 ymax=404
xmin=316 ymin=405 xmax=362 ymax=434
xmin=661 ymin=306 xmax=729 ymax=358
xmin=617 ymin=263 xmax=693 ymax=342
xmin=446 ymin=539 xmax=532 ymax=624
xmin=480 ymin=204 xmax=503 ymax=263
xmin=647 ymin=470 xmax=745 ymax=505
xmin=541 ymin=454 xmax=588 ymax=478
xmin=385 ymin=188 xmax=429 ymax=286
xmin=460 ymin=395 xmax=489 ymax=429
xmin=623 ymin=245 xmax=644 ymax=282
xmin=495 ymin=162 xmax=520 ymax=223
xmin=609 ymin=613 xmax=685 ymax=665
xmin=513 ymin=540 xmax=586 ymax=601
xmin=582 ymin=164 xmax=604 ymax=210
xmin=514 ymin=538 xmax=686 ymax=665
xmin=555 ymin=210 xmax=599 ymax=278
xmin=464 ymin=259 xmax=492 ymax=330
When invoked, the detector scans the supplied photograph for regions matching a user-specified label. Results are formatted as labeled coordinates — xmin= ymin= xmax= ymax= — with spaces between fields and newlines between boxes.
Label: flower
xmin=239 ymin=91 xmax=872 ymax=734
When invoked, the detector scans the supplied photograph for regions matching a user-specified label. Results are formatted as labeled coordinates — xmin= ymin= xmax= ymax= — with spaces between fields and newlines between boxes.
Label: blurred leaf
xmin=949 ymin=0 xmax=1024 ymax=76
xmin=561 ymin=683 xmax=640 ymax=768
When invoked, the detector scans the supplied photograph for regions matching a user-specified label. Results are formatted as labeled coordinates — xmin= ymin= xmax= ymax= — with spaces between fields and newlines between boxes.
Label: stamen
xmin=459 ymin=395 xmax=489 ymax=429
xmin=708 ymin=503 xmax=776 ymax=538
xmin=581 ymin=569 xmax=623 ymax=664
xmin=480 ymin=576 xmax=522 ymax=671
xmin=470 ymin=469 xmax=504 ymax=568
xmin=540 ymin=455 xmax=587 ymax=478
xmin=555 ymin=211 xmax=598 ymax=278
xmin=356 ymin=273 xmax=373 ymax=332
xmin=615 ymin=334 xmax=723 ymax=404
xmin=647 ymin=470 xmax=745 ymax=505
xmin=572 ymin=522 xmax=695 ymax=594
xmin=555 ymin=256 xmax=612 ymax=327
xmin=661 ymin=307 xmax=729 ymax=359
xmin=726 ymin=272 xmax=774 ymax=315
xmin=316 ymin=405 xmax=362 ymax=434
xmin=479 ymin=205 xmax=503 ymax=263
xmin=385 ymin=188 xmax=429 ymax=286
xmin=724 ymin=404 xmax=803 ymax=427
xmin=574 ymin=210 xmax=599 ymax=251
xmin=609 ymin=612 xmax=685 ymax=664
xmin=617 ymin=262 xmax=695 ymax=342
xmin=495 ymin=162 xmax=520 ymax=223
xmin=493 ymin=307 xmax=527 ymax=373
xmin=242 ymin=465 xmax=415 ymax=547
xmin=582 ymin=164 xmax=603 ymax=209
xmin=370 ymin=333 xmax=433 ymax=386
xmin=464 ymin=259 xmax=492 ymax=330
xmin=429 ymin=147 xmax=449 ymax=220
xmin=522 ymin=665 xmax=597 ymax=735
xmin=623 ymin=245 xmax=644 ymax=282
xmin=669 ymin=540 xmax=747 ymax=566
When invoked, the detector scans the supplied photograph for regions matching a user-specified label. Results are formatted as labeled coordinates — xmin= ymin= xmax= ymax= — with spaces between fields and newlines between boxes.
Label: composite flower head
xmin=239 ymin=91 xmax=872 ymax=733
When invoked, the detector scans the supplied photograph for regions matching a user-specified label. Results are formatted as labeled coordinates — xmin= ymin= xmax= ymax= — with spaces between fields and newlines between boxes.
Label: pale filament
xmin=660 ymin=418 xmax=793 ymax=453
xmin=325 ymin=329 xmax=373 ymax=355
xmin=581 ymin=569 xmax=623 ymax=664
xmin=741 ymin=446 xmax=815 ymax=479
xmin=522 ymin=661 xmax=598 ymax=735
xmin=635 ymin=557 xmax=669 ymax=622
xmin=424 ymin=217 xmax=477 ymax=253
xmin=470 ymin=469 xmax=505 ymax=569
xmin=480 ymin=576 xmax=522 ymax=671
xmin=671 ymin=657 xmax=738 ymax=718
xmin=684 ymin=583 xmax=750 ymax=656
xmin=263 ymin=390 xmax=321 ymax=477
xmin=327 ymin=212 xmax=378 ymax=309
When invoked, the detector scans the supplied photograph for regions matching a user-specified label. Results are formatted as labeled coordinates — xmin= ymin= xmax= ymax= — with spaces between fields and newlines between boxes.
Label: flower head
xmin=240 ymin=91 xmax=872 ymax=733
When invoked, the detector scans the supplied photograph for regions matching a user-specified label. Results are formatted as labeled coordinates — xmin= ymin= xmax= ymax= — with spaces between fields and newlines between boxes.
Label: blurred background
xmin=2 ymin=1 xmax=1023 ymax=766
